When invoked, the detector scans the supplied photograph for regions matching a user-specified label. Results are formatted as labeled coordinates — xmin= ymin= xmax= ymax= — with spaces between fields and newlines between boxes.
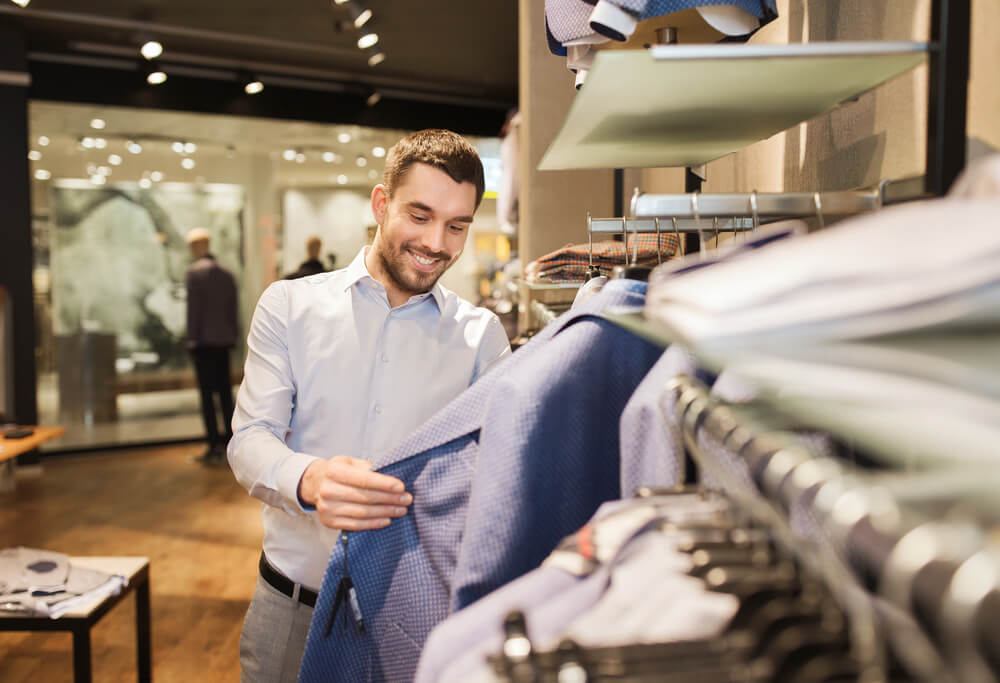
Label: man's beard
xmin=376 ymin=239 xmax=457 ymax=297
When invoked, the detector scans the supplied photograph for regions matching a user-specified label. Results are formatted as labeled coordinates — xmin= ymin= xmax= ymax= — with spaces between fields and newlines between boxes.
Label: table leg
xmin=135 ymin=576 xmax=152 ymax=682
xmin=72 ymin=626 xmax=92 ymax=683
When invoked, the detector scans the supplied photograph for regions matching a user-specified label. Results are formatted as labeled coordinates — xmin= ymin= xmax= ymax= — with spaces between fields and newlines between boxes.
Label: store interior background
xmin=11 ymin=0 xmax=1000 ymax=455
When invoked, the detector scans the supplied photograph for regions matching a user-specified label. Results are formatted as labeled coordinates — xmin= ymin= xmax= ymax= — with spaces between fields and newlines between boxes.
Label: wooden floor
xmin=0 ymin=443 xmax=263 ymax=682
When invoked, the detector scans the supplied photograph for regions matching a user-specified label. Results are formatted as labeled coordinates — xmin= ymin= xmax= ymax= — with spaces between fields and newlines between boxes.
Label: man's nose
xmin=420 ymin=222 xmax=447 ymax=254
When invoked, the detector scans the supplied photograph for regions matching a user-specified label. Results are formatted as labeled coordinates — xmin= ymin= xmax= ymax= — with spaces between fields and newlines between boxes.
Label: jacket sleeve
xmin=227 ymin=281 xmax=319 ymax=514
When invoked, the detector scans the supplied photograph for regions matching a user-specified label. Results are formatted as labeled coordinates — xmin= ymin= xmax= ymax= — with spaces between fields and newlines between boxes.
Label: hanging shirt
xmin=228 ymin=247 xmax=510 ymax=590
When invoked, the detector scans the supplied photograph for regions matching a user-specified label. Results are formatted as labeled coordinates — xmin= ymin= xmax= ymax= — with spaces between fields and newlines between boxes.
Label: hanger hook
xmin=813 ymin=191 xmax=825 ymax=229
xmin=654 ymin=217 xmax=662 ymax=264
xmin=749 ymin=190 xmax=759 ymax=235
xmin=691 ymin=191 xmax=707 ymax=260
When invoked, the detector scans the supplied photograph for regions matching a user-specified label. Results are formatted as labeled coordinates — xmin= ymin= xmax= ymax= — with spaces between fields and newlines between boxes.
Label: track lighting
xmin=367 ymin=50 xmax=386 ymax=67
xmin=357 ymin=33 xmax=378 ymax=49
xmin=145 ymin=60 xmax=167 ymax=85
xmin=244 ymin=79 xmax=264 ymax=95
xmin=352 ymin=7 xmax=372 ymax=28
xmin=10 ymin=0 xmax=30 ymax=7
xmin=140 ymin=41 xmax=163 ymax=60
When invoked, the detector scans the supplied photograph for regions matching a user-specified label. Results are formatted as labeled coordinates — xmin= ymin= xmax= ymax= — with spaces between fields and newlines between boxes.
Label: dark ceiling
xmin=1 ymin=0 xmax=519 ymax=135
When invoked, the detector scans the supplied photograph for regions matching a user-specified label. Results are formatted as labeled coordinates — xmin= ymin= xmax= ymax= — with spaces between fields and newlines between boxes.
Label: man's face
xmin=369 ymin=162 xmax=476 ymax=300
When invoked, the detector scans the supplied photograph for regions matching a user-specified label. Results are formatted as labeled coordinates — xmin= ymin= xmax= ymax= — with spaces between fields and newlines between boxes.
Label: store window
xmin=28 ymin=101 xmax=506 ymax=451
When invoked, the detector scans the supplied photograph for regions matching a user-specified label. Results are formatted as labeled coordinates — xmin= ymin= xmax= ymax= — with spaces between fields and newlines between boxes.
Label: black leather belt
xmin=259 ymin=553 xmax=318 ymax=608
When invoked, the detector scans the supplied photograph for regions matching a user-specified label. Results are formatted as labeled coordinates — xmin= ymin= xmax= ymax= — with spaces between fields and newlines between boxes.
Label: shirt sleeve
xmin=473 ymin=313 xmax=512 ymax=381
xmin=227 ymin=281 xmax=319 ymax=515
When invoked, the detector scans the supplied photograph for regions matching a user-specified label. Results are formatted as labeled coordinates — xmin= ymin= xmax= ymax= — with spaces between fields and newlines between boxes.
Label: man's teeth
xmin=413 ymin=253 xmax=435 ymax=265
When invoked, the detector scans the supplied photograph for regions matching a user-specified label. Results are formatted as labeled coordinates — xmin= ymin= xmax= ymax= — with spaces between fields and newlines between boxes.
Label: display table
xmin=0 ymin=425 xmax=66 ymax=492
xmin=0 ymin=556 xmax=151 ymax=683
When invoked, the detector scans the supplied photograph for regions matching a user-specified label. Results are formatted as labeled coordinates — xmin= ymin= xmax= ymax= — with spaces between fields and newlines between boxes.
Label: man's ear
xmin=370 ymin=184 xmax=388 ymax=225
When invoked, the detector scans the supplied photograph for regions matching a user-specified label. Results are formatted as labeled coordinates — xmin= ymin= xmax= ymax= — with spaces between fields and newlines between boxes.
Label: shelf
xmin=538 ymin=41 xmax=927 ymax=171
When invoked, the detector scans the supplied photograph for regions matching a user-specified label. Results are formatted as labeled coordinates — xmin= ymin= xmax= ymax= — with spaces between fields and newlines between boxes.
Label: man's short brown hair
xmin=382 ymin=129 xmax=485 ymax=209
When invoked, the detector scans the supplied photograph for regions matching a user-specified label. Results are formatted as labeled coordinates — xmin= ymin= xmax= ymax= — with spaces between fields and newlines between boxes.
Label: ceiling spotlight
xmin=337 ymin=132 xmax=351 ymax=144
xmin=295 ymin=153 xmax=306 ymax=164
xmin=357 ymin=33 xmax=378 ymax=49
xmin=127 ymin=141 xmax=143 ymax=154
xmin=171 ymin=141 xmax=185 ymax=154
xmin=11 ymin=0 xmax=30 ymax=7
xmin=81 ymin=137 xmax=96 ymax=149
xmin=140 ymin=41 xmax=163 ymax=60
xmin=337 ymin=174 xmax=348 ymax=185
xmin=244 ymin=79 xmax=264 ymax=95
xmin=139 ymin=178 xmax=153 ymax=189
xmin=365 ymin=92 xmax=381 ymax=107
xmin=90 ymin=118 xmax=106 ymax=130
xmin=37 ymin=136 xmax=50 ymax=146
xmin=183 ymin=142 xmax=197 ymax=154
xmin=356 ymin=156 xmax=367 ymax=167
xmin=108 ymin=154 xmax=122 ymax=166
xmin=94 ymin=138 xmax=107 ymax=149
xmin=372 ymin=146 xmax=386 ymax=158
xmin=367 ymin=51 xmax=386 ymax=67
xmin=145 ymin=61 xmax=167 ymax=85
xmin=181 ymin=158 xmax=195 ymax=170
xmin=353 ymin=8 xmax=373 ymax=28
xmin=150 ymin=171 xmax=164 ymax=182
xmin=322 ymin=151 xmax=336 ymax=163
xmin=333 ymin=0 xmax=349 ymax=4
xmin=34 ymin=169 xmax=51 ymax=180
xmin=27 ymin=150 xmax=41 ymax=161
xmin=282 ymin=149 xmax=297 ymax=161
xmin=90 ymin=174 xmax=106 ymax=185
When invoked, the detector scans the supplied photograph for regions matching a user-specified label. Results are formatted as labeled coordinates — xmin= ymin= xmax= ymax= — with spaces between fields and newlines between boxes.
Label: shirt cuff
xmin=277 ymin=451 xmax=321 ymax=513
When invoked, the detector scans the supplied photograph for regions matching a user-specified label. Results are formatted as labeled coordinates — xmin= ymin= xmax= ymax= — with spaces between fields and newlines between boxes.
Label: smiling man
xmin=228 ymin=129 xmax=511 ymax=683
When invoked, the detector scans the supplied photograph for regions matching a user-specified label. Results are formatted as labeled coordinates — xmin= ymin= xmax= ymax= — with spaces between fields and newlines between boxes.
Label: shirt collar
xmin=343 ymin=246 xmax=445 ymax=311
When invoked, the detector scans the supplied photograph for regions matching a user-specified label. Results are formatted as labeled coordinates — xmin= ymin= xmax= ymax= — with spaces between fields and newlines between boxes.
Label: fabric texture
xmin=240 ymin=574 xmax=315 ymax=683
xmin=297 ymin=282 xmax=663 ymax=683
xmin=229 ymin=246 xmax=511 ymax=591
xmin=186 ymin=254 xmax=239 ymax=348
xmin=525 ymin=234 xmax=678 ymax=283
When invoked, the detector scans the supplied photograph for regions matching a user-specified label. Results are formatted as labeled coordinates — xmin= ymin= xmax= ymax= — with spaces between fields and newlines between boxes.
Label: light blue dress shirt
xmin=228 ymin=247 xmax=511 ymax=590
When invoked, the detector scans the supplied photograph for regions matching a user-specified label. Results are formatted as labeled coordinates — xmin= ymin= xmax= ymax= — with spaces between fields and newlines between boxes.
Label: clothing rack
xmin=669 ymin=373 xmax=1000 ymax=683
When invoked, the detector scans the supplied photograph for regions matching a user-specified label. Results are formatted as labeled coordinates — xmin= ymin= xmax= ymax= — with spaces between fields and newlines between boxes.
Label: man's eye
xmin=411 ymin=214 xmax=428 ymax=223
xmin=449 ymin=225 xmax=467 ymax=233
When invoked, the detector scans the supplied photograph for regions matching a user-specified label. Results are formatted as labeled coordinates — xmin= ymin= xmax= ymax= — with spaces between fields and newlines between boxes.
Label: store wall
xmin=517 ymin=0 xmax=615 ymax=266
xmin=638 ymin=0 xmax=998 ymax=197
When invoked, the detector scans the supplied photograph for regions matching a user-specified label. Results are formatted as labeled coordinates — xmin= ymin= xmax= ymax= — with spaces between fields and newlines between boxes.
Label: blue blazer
xmin=298 ymin=282 xmax=664 ymax=683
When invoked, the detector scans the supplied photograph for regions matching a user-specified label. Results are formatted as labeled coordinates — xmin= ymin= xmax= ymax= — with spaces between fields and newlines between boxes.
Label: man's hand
xmin=298 ymin=456 xmax=412 ymax=531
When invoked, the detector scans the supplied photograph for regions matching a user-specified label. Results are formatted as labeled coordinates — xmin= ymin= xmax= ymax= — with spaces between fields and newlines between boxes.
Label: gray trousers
xmin=239 ymin=573 xmax=315 ymax=683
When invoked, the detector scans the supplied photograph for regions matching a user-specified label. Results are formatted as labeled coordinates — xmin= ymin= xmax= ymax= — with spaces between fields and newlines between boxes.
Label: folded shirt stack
xmin=642 ymin=155 xmax=1000 ymax=465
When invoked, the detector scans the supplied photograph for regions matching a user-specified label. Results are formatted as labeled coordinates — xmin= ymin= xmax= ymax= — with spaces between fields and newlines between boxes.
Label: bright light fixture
xmin=356 ymin=156 xmax=367 ymax=167
xmin=368 ymin=52 xmax=385 ymax=67
xmin=282 ymin=149 xmax=297 ymax=161
xmin=90 ymin=174 xmax=106 ymax=185
xmin=337 ymin=174 xmax=348 ymax=185
xmin=140 ymin=41 xmax=163 ymax=60
xmin=34 ymin=169 xmax=51 ymax=180
xmin=37 ymin=136 xmax=50 ymax=146
xmin=94 ymin=138 xmax=107 ymax=149
xmin=150 ymin=171 xmax=164 ymax=182
xmin=108 ymin=154 xmax=123 ymax=166
xmin=11 ymin=0 xmax=30 ymax=7
xmin=139 ymin=178 xmax=153 ymax=189
xmin=295 ymin=153 xmax=306 ymax=164
xmin=357 ymin=33 xmax=378 ymax=49
xmin=354 ymin=8 xmax=372 ymax=28
xmin=127 ymin=141 xmax=143 ymax=154
xmin=337 ymin=132 xmax=351 ymax=144
xmin=322 ymin=151 xmax=336 ymax=163
xmin=172 ymin=141 xmax=185 ymax=154
xmin=333 ymin=0 xmax=349 ymax=4
xmin=181 ymin=158 xmax=195 ymax=170
xmin=27 ymin=150 xmax=41 ymax=161
xmin=90 ymin=118 xmax=106 ymax=130
xmin=365 ymin=92 xmax=381 ymax=107
xmin=372 ymin=146 xmax=385 ymax=158
xmin=184 ymin=142 xmax=197 ymax=154
xmin=82 ymin=137 xmax=96 ymax=149
xmin=244 ymin=80 xmax=264 ymax=95
xmin=147 ymin=68 xmax=167 ymax=85
xmin=98 ymin=166 xmax=112 ymax=176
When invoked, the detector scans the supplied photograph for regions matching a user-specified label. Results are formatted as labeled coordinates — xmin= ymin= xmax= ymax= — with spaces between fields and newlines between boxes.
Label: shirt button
xmin=374 ymin=405 xmax=383 ymax=415
xmin=381 ymin=354 xmax=388 ymax=363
